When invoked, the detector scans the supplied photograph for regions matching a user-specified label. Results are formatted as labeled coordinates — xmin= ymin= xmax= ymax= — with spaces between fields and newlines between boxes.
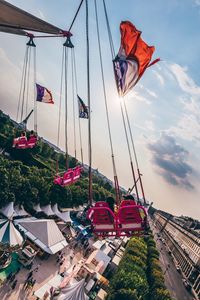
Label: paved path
xmin=0 ymin=245 xmax=84 ymax=300
xmin=150 ymin=220 xmax=193 ymax=300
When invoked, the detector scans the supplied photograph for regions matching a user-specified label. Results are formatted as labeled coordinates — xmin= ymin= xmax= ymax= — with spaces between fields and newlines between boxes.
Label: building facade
xmin=154 ymin=211 xmax=200 ymax=300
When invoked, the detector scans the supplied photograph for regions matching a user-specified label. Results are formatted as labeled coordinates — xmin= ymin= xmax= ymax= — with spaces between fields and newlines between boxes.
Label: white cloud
xmin=170 ymin=63 xmax=200 ymax=95
xmin=144 ymin=120 xmax=155 ymax=131
xmin=152 ymin=70 xmax=165 ymax=86
xmin=145 ymin=88 xmax=158 ymax=98
xmin=195 ymin=0 xmax=200 ymax=6
xmin=126 ymin=90 xmax=151 ymax=105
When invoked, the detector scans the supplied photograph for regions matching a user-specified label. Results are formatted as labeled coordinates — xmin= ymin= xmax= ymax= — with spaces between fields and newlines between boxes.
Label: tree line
xmin=106 ymin=235 xmax=172 ymax=300
xmin=0 ymin=110 xmax=115 ymax=211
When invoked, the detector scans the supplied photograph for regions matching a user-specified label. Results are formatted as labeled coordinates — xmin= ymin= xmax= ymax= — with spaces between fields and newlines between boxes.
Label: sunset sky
xmin=0 ymin=0 xmax=200 ymax=219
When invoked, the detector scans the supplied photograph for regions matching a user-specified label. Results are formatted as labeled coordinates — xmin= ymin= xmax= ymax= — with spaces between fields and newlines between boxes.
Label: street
xmin=150 ymin=220 xmax=194 ymax=300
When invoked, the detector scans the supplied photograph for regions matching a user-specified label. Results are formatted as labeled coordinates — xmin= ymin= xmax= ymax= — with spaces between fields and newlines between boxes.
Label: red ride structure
xmin=54 ymin=166 xmax=82 ymax=187
xmin=87 ymin=200 xmax=148 ymax=238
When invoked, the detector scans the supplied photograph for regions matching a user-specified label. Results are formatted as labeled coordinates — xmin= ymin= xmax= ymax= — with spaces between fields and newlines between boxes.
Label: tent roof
xmin=52 ymin=203 xmax=60 ymax=215
xmin=0 ymin=219 xmax=23 ymax=246
xmin=57 ymin=211 xmax=72 ymax=223
xmin=0 ymin=202 xmax=16 ymax=219
xmin=14 ymin=205 xmax=29 ymax=216
xmin=33 ymin=203 xmax=42 ymax=212
xmin=58 ymin=279 xmax=88 ymax=300
xmin=0 ymin=0 xmax=63 ymax=35
xmin=52 ymin=204 xmax=72 ymax=223
xmin=41 ymin=204 xmax=55 ymax=216
xmin=14 ymin=218 xmax=68 ymax=254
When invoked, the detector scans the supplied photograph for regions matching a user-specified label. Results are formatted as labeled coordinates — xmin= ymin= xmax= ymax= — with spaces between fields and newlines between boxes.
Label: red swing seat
xmin=27 ymin=136 xmax=37 ymax=148
xmin=13 ymin=135 xmax=37 ymax=149
xmin=73 ymin=166 xmax=82 ymax=182
xmin=87 ymin=202 xmax=116 ymax=237
xmin=13 ymin=136 xmax=27 ymax=149
xmin=54 ymin=168 xmax=74 ymax=186
xmin=116 ymin=204 xmax=147 ymax=236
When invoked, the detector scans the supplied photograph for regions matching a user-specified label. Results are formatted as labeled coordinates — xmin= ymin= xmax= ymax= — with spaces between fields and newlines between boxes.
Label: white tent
xmin=57 ymin=211 xmax=71 ymax=223
xmin=0 ymin=202 xmax=16 ymax=219
xmin=14 ymin=218 xmax=68 ymax=254
xmin=52 ymin=204 xmax=72 ymax=223
xmin=33 ymin=203 xmax=42 ymax=212
xmin=52 ymin=203 xmax=60 ymax=215
xmin=41 ymin=204 xmax=55 ymax=216
xmin=14 ymin=205 xmax=29 ymax=216
xmin=58 ymin=279 xmax=88 ymax=300
xmin=0 ymin=219 xmax=23 ymax=246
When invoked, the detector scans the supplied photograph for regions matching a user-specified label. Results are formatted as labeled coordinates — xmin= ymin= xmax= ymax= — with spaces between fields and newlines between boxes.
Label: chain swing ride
xmin=0 ymin=0 xmax=160 ymax=238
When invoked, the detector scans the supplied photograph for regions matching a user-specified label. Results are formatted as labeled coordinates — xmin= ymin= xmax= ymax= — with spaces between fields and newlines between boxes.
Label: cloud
xmin=147 ymin=134 xmax=194 ymax=189
xmin=152 ymin=70 xmax=165 ymax=86
xmin=194 ymin=0 xmax=200 ymax=6
xmin=145 ymin=88 xmax=158 ymax=98
xmin=126 ymin=90 xmax=151 ymax=105
xmin=170 ymin=63 xmax=200 ymax=95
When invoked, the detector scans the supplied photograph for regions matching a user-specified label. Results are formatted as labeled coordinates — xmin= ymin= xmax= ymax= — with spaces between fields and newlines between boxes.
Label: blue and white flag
xmin=36 ymin=83 xmax=54 ymax=104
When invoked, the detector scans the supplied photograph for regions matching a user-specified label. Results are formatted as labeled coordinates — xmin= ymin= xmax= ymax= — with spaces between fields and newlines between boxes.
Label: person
xmin=13 ymin=131 xmax=27 ymax=147
xmin=27 ymin=270 xmax=33 ymax=280
xmin=106 ymin=196 xmax=115 ymax=212
xmin=123 ymin=194 xmax=136 ymax=205
xmin=7 ymin=272 xmax=13 ymax=281
xmin=11 ymin=279 xmax=17 ymax=290
xmin=28 ymin=130 xmax=37 ymax=141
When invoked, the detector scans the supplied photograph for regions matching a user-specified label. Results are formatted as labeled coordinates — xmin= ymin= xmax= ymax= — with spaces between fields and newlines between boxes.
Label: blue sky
xmin=0 ymin=0 xmax=200 ymax=219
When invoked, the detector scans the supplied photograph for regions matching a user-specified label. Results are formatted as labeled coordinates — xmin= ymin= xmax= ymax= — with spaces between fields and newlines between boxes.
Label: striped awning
xmin=0 ymin=219 xmax=23 ymax=246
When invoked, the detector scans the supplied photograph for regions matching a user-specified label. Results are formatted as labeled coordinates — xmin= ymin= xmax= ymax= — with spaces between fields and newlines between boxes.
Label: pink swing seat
xmin=13 ymin=135 xmax=37 ymax=149
xmin=27 ymin=136 xmax=37 ymax=148
xmin=54 ymin=166 xmax=82 ymax=187
xmin=116 ymin=204 xmax=147 ymax=237
xmin=87 ymin=202 xmax=116 ymax=237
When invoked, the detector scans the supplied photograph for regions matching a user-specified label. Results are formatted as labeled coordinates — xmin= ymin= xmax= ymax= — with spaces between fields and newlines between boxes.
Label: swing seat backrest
xmin=54 ymin=176 xmax=63 ymax=185
xmin=117 ymin=205 xmax=146 ymax=231
xmin=73 ymin=166 xmax=82 ymax=181
xmin=15 ymin=136 xmax=27 ymax=149
xmin=27 ymin=136 xmax=37 ymax=148
xmin=87 ymin=202 xmax=116 ymax=232
xmin=62 ymin=169 xmax=74 ymax=185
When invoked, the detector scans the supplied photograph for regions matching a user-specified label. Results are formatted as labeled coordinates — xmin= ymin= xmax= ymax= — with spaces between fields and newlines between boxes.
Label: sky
xmin=0 ymin=0 xmax=200 ymax=219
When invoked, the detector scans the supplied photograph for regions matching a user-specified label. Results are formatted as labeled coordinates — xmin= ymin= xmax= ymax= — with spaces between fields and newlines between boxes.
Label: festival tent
xmin=14 ymin=218 xmax=68 ymax=254
xmin=0 ymin=219 xmax=23 ymax=246
xmin=52 ymin=203 xmax=60 ymax=215
xmin=0 ymin=0 xmax=63 ymax=36
xmin=52 ymin=204 xmax=72 ymax=223
xmin=0 ymin=202 xmax=16 ymax=219
xmin=57 ymin=279 xmax=88 ymax=300
xmin=33 ymin=203 xmax=42 ymax=213
xmin=14 ymin=205 xmax=29 ymax=217
xmin=41 ymin=204 xmax=55 ymax=216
